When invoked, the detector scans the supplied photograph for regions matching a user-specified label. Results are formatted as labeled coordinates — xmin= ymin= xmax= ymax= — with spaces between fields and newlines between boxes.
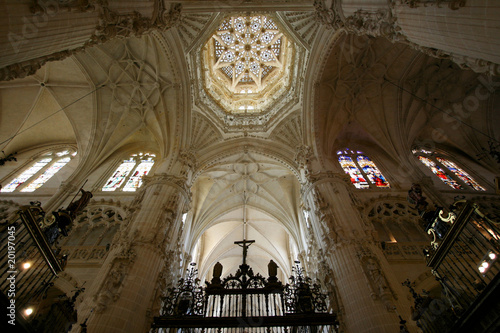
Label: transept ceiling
xmin=0 ymin=5 xmax=498 ymax=283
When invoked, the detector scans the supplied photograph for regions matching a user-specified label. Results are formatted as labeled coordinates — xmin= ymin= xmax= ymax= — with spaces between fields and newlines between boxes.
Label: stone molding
xmin=141 ymin=173 xmax=190 ymax=201
xmin=31 ymin=0 xmax=105 ymax=13
xmin=1 ymin=1 xmax=182 ymax=81
xmin=313 ymin=0 xmax=499 ymax=75
xmin=399 ymin=0 xmax=466 ymax=10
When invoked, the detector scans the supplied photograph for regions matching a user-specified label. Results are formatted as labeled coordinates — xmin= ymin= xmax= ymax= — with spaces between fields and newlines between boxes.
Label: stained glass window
xmin=1 ymin=150 xmax=76 ymax=193
xmin=357 ymin=155 xmax=390 ymax=188
xmin=436 ymin=157 xmax=485 ymax=191
xmin=102 ymin=153 xmax=155 ymax=192
xmin=417 ymin=156 xmax=462 ymax=189
xmin=338 ymin=155 xmax=369 ymax=189
xmin=22 ymin=157 xmax=71 ymax=192
xmin=337 ymin=149 xmax=389 ymax=189
xmin=122 ymin=157 xmax=155 ymax=191
xmin=102 ymin=159 xmax=135 ymax=191
xmin=413 ymin=149 xmax=485 ymax=191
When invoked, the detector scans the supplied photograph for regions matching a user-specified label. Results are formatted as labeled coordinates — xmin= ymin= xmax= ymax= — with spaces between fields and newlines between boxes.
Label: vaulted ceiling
xmin=0 ymin=8 xmax=498 ymax=281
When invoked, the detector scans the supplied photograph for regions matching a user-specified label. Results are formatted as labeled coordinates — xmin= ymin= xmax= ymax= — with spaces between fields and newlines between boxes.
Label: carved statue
xmin=268 ymin=260 xmax=278 ymax=278
xmin=95 ymin=262 xmax=126 ymax=313
xmin=211 ymin=262 xmax=223 ymax=285
xmin=47 ymin=189 xmax=93 ymax=240
xmin=364 ymin=258 xmax=395 ymax=311
xmin=407 ymin=183 xmax=428 ymax=213
xmin=365 ymin=258 xmax=389 ymax=296
xmin=66 ymin=189 xmax=93 ymax=219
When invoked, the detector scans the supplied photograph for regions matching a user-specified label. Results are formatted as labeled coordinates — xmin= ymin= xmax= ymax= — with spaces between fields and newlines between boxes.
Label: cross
xmin=234 ymin=239 xmax=255 ymax=266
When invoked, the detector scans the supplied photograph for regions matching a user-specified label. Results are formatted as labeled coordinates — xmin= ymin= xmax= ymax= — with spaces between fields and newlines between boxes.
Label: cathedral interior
xmin=0 ymin=1 xmax=499 ymax=332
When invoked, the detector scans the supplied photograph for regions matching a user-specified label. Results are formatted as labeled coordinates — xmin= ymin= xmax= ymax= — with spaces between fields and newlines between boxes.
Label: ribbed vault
xmin=187 ymin=150 xmax=303 ymax=282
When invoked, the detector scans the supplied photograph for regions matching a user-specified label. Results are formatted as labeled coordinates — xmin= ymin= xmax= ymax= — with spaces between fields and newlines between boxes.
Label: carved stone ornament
xmin=93 ymin=2 xmax=182 ymax=44
xmin=94 ymin=261 xmax=129 ymax=313
xmin=295 ymin=145 xmax=312 ymax=168
xmin=31 ymin=0 xmax=106 ymax=14
xmin=313 ymin=0 xmax=343 ymax=29
xmin=344 ymin=9 xmax=404 ymax=42
xmin=313 ymin=0 xmax=497 ymax=75
xmin=357 ymin=250 xmax=397 ymax=312
xmin=399 ymin=0 xmax=467 ymax=10
xmin=179 ymin=150 xmax=197 ymax=170
xmin=1 ymin=2 xmax=182 ymax=81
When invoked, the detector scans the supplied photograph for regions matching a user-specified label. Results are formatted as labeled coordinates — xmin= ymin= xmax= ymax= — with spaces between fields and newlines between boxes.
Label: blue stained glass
xmin=357 ymin=155 xmax=390 ymax=188
xmin=338 ymin=155 xmax=369 ymax=189
xmin=437 ymin=157 xmax=485 ymax=191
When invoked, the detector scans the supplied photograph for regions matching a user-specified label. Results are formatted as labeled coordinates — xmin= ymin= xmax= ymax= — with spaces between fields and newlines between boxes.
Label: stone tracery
xmin=202 ymin=14 xmax=294 ymax=115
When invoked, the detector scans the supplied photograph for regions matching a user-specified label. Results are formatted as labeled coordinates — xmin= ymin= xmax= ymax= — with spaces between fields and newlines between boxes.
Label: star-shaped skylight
xmin=212 ymin=16 xmax=283 ymax=93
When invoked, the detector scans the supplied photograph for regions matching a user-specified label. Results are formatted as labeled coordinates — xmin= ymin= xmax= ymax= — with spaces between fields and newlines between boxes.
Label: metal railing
xmin=407 ymin=201 xmax=500 ymax=333
xmin=0 ymin=203 xmax=64 ymax=319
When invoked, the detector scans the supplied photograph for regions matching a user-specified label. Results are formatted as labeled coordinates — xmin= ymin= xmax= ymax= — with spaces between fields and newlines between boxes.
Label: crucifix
xmin=234 ymin=239 xmax=255 ymax=266
xmin=234 ymin=189 xmax=254 ymax=266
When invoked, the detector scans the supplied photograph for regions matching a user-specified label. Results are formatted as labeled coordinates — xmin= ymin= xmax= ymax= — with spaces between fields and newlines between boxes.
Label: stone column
xmin=314 ymin=0 xmax=500 ymax=75
xmin=73 ymin=174 xmax=190 ymax=333
xmin=304 ymin=172 xmax=417 ymax=333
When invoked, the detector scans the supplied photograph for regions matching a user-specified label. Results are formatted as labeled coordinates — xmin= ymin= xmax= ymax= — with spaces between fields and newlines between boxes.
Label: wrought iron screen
xmin=152 ymin=261 xmax=338 ymax=332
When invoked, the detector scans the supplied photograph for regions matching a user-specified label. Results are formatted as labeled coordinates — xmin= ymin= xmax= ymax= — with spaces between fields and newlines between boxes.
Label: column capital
xmin=302 ymin=171 xmax=351 ymax=198
xmin=141 ymin=173 xmax=190 ymax=200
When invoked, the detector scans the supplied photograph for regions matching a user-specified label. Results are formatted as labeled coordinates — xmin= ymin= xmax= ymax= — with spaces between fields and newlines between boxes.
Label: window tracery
xmin=102 ymin=153 xmax=155 ymax=192
xmin=212 ymin=16 xmax=283 ymax=92
xmin=60 ymin=205 xmax=124 ymax=261
xmin=1 ymin=149 xmax=77 ymax=193
xmin=413 ymin=149 xmax=485 ymax=191
xmin=366 ymin=200 xmax=429 ymax=261
xmin=202 ymin=14 xmax=292 ymax=115
xmin=337 ymin=149 xmax=390 ymax=189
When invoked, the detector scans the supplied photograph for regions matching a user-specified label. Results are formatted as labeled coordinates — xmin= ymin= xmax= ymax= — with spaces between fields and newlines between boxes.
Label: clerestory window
xmin=413 ymin=149 xmax=485 ymax=191
xmin=1 ymin=149 xmax=77 ymax=193
xmin=337 ymin=149 xmax=390 ymax=189
xmin=102 ymin=153 xmax=155 ymax=192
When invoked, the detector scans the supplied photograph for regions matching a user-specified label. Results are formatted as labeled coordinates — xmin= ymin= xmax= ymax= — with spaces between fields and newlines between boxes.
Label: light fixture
xmin=22 ymin=262 xmax=31 ymax=270
xmin=24 ymin=307 xmax=33 ymax=316
xmin=478 ymin=250 xmax=497 ymax=275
